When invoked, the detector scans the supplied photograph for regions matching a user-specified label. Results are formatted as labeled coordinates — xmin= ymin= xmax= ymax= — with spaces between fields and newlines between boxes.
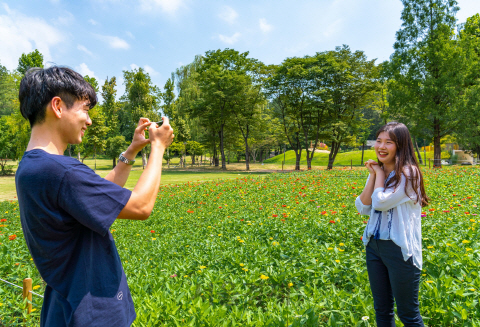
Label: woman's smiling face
xmin=375 ymin=131 xmax=397 ymax=165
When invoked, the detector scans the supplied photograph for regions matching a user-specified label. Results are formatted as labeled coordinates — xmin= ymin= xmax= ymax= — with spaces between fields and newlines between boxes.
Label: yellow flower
xmin=33 ymin=285 xmax=40 ymax=290
xmin=152 ymin=238 xmax=156 ymax=240
xmin=335 ymin=260 xmax=340 ymax=263
xmin=269 ymin=237 xmax=273 ymax=240
xmin=462 ymin=240 xmax=470 ymax=244
xmin=427 ymin=246 xmax=433 ymax=249
xmin=466 ymin=248 xmax=472 ymax=251
xmin=31 ymin=309 xmax=37 ymax=312
xmin=218 ymin=234 xmax=222 ymax=236
xmin=184 ymin=275 xmax=188 ymax=278
xmin=242 ymin=268 xmax=248 ymax=271
xmin=240 ymin=263 xmax=244 ymax=267
xmin=288 ymin=282 xmax=293 ymax=287
xmin=260 ymin=274 xmax=269 ymax=280
xmin=422 ymin=274 xmax=426 ymax=276
xmin=327 ymin=247 xmax=333 ymax=250
xmin=238 ymin=239 xmax=245 ymax=243
xmin=426 ymin=281 xmax=433 ymax=283
xmin=446 ymin=243 xmax=451 ymax=246
xmin=470 ymin=219 xmax=476 ymax=222
xmin=272 ymin=241 xmax=279 ymax=246
xmin=200 ymin=266 xmax=206 ymax=269
xmin=470 ymin=288 xmax=475 ymax=291
xmin=339 ymin=243 xmax=344 ymax=246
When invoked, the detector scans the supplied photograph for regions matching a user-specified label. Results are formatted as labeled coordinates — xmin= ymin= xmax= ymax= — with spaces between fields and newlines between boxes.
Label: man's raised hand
xmin=148 ymin=117 xmax=174 ymax=150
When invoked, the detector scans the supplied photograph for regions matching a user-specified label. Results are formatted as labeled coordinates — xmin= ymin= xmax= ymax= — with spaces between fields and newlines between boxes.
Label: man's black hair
xmin=19 ymin=66 xmax=97 ymax=127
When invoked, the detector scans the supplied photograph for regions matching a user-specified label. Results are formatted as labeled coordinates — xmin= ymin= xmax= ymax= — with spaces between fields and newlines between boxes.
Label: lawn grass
xmin=265 ymin=149 xmax=377 ymax=166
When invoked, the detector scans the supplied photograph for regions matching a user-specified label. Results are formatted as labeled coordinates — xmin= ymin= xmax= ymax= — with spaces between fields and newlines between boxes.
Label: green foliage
xmin=106 ymin=135 xmax=129 ymax=168
xmin=0 ymin=117 xmax=17 ymax=175
xmin=387 ymin=0 xmax=469 ymax=166
xmin=17 ymin=49 xmax=43 ymax=75
xmin=102 ymin=77 xmax=121 ymax=137
xmin=3 ymin=167 xmax=480 ymax=325
xmin=84 ymin=75 xmax=99 ymax=93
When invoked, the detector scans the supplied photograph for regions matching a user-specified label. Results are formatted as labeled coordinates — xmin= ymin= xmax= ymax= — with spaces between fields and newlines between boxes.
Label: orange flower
xmin=9 ymin=235 xmax=16 ymax=240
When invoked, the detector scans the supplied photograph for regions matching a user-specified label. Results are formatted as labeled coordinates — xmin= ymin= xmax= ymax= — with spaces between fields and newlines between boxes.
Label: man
xmin=15 ymin=66 xmax=174 ymax=326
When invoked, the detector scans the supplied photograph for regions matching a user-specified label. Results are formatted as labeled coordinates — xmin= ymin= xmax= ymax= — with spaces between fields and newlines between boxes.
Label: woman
xmin=355 ymin=122 xmax=429 ymax=327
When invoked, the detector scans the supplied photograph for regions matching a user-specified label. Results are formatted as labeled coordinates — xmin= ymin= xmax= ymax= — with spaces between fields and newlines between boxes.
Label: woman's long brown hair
xmin=376 ymin=122 xmax=429 ymax=207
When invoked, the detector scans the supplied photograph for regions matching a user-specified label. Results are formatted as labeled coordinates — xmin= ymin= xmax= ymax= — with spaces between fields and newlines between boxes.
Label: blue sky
xmin=1 ymin=0 xmax=479 ymax=98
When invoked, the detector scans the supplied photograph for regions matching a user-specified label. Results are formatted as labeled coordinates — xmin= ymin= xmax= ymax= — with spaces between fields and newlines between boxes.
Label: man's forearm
xmin=105 ymin=148 xmax=138 ymax=187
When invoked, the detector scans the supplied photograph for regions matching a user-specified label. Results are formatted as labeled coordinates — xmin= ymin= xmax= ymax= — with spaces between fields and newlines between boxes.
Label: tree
xmin=321 ymin=46 xmax=377 ymax=169
xmin=0 ymin=117 xmax=17 ymax=175
xmin=0 ymin=62 xmax=21 ymax=117
xmin=77 ymin=107 xmax=109 ymax=168
xmin=17 ymin=49 xmax=43 ymax=75
xmin=102 ymin=77 xmax=121 ymax=137
xmin=122 ymin=67 xmax=161 ymax=168
xmin=186 ymin=141 xmax=204 ymax=165
xmin=106 ymin=135 xmax=129 ymax=168
xmin=388 ymin=0 xmax=468 ymax=167
xmin=193 ymin=48 xmax=253 ymax=170
xmin=84 ymin=75 xmax=99 ymax=93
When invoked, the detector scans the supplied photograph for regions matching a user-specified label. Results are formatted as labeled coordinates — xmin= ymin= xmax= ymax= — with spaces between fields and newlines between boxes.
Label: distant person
xmin=355 ymin=122 xmax=429 ymax=327
xmin=16 ymin=66 xmax=174 ymax=327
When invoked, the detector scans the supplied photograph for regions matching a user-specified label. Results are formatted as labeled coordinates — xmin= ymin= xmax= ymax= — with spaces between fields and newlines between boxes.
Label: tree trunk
xmin=414 ymin=137 xmax=423 ymax=165
xmin=327 ymin=141 xmax=341 ymax=170
xmin=361 ymin=141 xmax=365 ymax=166
xmin=433 ymin=118 xmax=442 ymax=168
xmin=191 ymin=155 xmax=195 ymax=165
xmin=68 ymin=145 xmax=72 ymax=157
xmin=219 ymin=129 xmax=226 ymax=170
xmin=142 ymin=149 xmax=147 ymax=169
xmin=306 ymin=149 xmax=312 ymax=170
xmin=77 ymin=152 xmax=81 ymax=161
xmin=295 ymin=149 xmax=301 ymax=171
xmin=113 ymin=157 xmax=116 ymax=168
xmin=245 ymin=140 xmax=250 ymax=171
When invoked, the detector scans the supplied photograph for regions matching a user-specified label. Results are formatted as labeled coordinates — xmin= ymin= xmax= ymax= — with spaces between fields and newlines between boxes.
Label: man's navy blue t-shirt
xmin=16 ymin=149 xmax=136 ymax=327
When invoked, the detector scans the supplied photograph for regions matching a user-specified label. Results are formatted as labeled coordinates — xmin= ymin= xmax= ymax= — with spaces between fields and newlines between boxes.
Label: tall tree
xmin=193 ymin=48 xmax=252 ymax=170
xmin=102 ymin=77 xmax=121 ymax=137
xmin=388 ymin=0 xmax=467 ymax=167
xmin=17 ymin=49 xmax=43 ymax=75
xmin=122 ymin=67 xmax=161 ymax=168
xmin=320 ymin=46 xmax=377 ymax=169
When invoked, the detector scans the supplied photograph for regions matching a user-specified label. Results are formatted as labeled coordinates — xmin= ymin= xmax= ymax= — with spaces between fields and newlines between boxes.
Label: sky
xmin=1 ymin=0 xmax=480 ymax=98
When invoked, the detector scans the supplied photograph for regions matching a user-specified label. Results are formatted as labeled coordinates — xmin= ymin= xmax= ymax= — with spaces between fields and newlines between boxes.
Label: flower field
xmin=1 ymin=166 xmax=480 ymax=326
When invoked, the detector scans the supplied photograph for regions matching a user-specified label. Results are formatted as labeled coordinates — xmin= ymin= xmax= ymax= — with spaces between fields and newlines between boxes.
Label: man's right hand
xmin=149 ymin=117 xmax=174 ymax=150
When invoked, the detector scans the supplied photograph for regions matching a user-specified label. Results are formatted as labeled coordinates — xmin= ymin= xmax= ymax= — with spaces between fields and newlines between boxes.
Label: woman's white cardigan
xmin=355 ymin=170 xmax=423 ymax=270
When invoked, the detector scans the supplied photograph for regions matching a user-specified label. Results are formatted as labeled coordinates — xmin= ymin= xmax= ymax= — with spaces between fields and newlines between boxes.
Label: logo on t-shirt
xmin=117 ymin=291 xmax=123 ymax=300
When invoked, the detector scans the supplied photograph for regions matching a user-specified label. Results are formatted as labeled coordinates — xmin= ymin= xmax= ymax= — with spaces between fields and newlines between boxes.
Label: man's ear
xmin=50 ymin=96 xmax=63 ymax=119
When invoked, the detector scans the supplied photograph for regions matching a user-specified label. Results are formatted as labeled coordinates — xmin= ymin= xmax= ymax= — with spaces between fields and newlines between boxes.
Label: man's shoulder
xmin=17 ymin=150 xmax=91 ymax=184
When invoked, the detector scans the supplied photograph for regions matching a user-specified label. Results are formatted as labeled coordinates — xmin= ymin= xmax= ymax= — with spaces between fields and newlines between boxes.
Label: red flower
xmin=0 ymin=219 xmax=6 ymax=222
xmin=272 ymin=214 xmax=278 ymax=218
xmin=282 ymin=205 xmax=287 ymax=207
xmin=240 ymin=219 xmax=244 ymax=221
xmin=321 ymin=211 xmax=327 ymax=215
xmin=151 ymin=230 xmax=155 ymax=233
xmin=331 ymin=211 xmax=337 ymax=214
xmin=9 ymin=234 xmax=16 ymax=240
xmin=453 ymin=194 xmax=456 ymax=196
xmin=187 ymin=210 xmax=194 ymax=213
xmin=428 ymin=208 xmax=435 ymax=212
xmin=363 ymin=221 xmax=368 ymax=224
xmin=361 ymin=236 xmax=363 ymax=241
xmin=219 ymin=206 xmax=222 ymax=209
xmin=352 ymin=187 xmax=356 ymax=189
xmin=329 ymin=220 xmax=335 ymax=224
xmin=465 ymin=212 xmax=470 ymax=215
xmin=443 ymin=210 xmax=450 ymax=213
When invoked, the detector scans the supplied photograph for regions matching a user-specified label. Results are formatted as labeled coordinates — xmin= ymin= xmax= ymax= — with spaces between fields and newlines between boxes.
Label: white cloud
xmin=96 ymin=34 xmax=130 ymax=49
xmin=76 ymin=63 xmax=96 ymax=79
xmin=55 ymin=10 xmax=74 ymax=26
xmin=130 ymin=63 xmax=140 ymax=70
xmin=139 ymin=0 xmax=184 ymax=14
xmin=322 ymin=19 xmax=343 ymax=38
xmin=219 ymin=6 xmax=238 ymax=24
xmin=88 ymin=19 xmax=98 ymax=25
xmin=259 ymin=18 xmax=273 ymax=33
xmin=0 ymin=4 xmax=64 ymax=70
xmin=218 ymin=32 xmax=241 ymax=45
xmin=144 ymin=65 xmax=158 ymax=76
xmin=77 ymin=44 xmax=93 ymax=57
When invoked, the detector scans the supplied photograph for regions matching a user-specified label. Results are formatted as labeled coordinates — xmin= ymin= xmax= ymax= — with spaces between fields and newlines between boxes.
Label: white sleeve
xmin=371 ymin=172 xmax=414 ymax=211
xmin=355 ymin=174 xmax=372 ymax=215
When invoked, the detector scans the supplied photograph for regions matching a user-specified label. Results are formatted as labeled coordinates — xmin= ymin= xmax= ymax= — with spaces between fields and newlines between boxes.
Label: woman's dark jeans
xmin=366 ymin=238 xmax=424 ymax=327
